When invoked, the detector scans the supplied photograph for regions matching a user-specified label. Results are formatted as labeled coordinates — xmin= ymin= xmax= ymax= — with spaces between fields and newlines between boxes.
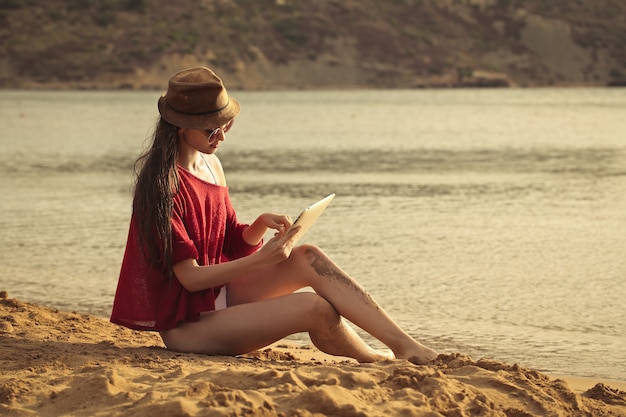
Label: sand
xmin=1 ymin=292 xmax=624 ymax=417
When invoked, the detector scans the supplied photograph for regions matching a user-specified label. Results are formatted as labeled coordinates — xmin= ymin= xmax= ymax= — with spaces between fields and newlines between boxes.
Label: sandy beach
xmin=1 ymin=292 xmax=624 ymax=417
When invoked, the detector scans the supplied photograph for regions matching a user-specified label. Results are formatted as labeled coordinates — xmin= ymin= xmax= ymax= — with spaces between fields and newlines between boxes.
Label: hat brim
xmin=157 ymin=95 xmax=240 ymax=130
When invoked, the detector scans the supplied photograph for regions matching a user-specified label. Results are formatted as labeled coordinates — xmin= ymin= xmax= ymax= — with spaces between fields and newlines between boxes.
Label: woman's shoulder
xmin=176 ymin=166 xmax=229 ymax=199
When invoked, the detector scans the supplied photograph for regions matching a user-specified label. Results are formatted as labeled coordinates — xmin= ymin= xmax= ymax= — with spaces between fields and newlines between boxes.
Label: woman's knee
xmin=289 ymin=244 xmax=326 ymax=270
xmin=297 ymin=292 xmax=340 ymax=327
xmin=290 ymin=244 xmax=348 ymax=285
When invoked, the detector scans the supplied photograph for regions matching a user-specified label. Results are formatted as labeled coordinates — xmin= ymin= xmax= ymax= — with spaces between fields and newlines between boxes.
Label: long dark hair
xmin=133 ymin=118 xmax=180 ymax=275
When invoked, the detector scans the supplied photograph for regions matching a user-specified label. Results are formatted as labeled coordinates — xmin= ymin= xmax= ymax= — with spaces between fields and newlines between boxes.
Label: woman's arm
xmin=174 ymin=215 xmax=300 ymax=292
xmin=173 ymin=255 xmax=262 ymax=292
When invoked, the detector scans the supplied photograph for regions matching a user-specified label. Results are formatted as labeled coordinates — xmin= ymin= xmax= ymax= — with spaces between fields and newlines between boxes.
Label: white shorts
xmin=215 ymin=287 xmax=228 ymax=311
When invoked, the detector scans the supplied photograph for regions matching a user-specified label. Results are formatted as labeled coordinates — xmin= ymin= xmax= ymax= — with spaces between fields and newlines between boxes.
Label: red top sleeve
xmin=110 ymin=167 xmax=262 ymax=331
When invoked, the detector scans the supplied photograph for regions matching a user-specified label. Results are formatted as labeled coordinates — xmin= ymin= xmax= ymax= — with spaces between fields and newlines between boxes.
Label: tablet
xmin=289 ymin=193 xmax=335 ymax=243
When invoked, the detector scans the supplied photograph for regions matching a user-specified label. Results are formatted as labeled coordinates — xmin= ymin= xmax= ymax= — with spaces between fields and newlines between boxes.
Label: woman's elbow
xmin=177 ymin=276 xmax=203 ymax=292
xmin=173 ymin=261 xmax=203 ymax=292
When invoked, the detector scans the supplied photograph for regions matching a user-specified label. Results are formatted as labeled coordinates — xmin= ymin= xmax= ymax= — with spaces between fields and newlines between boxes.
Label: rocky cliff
xmin=1 ymin=0 xmax=624 ymax=89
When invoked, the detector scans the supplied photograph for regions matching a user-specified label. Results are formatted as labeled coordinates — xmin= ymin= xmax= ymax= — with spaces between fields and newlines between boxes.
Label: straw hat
xmin=157 ymin=67 xmax=240 ymax=130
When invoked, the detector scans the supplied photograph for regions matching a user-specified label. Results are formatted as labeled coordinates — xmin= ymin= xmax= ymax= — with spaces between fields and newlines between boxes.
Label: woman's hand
xmin=253 ymin=224 xmax=301 ymax=266
xmin=242 ymin=212 xmax=293 ymax=247
xmin=257 ymin=213 xmax=293 ymax=238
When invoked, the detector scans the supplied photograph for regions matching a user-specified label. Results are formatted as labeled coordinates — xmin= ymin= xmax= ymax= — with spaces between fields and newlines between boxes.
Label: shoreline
xmin=1 ymin=293 xmax=625 ymax=416
xmin=0 ymin=82 xmax=623 ymax=92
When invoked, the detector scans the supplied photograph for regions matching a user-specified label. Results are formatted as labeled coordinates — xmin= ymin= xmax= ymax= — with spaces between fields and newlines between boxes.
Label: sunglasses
xmin=205 ymin=119 xmax=234 ymax=139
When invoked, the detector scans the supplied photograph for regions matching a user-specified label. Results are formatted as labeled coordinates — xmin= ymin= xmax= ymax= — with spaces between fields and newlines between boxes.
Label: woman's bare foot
xmin=357 ymin=347 xmax=395 ymax=363
xmin=395 ymin=342 xmax=438 ymax=365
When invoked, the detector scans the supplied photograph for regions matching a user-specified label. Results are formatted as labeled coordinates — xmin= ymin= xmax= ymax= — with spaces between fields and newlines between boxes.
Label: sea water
xmin=1 ymin=88 xmax=624 ymax=381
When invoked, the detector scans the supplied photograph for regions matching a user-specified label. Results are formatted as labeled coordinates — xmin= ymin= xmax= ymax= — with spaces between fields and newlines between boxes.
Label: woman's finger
xmin=283 ymin=225 xmax=301 ymax=242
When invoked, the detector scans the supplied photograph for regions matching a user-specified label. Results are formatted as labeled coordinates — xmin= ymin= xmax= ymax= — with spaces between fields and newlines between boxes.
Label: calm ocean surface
xmin=1 ymin=88 xmax=625 ymax=381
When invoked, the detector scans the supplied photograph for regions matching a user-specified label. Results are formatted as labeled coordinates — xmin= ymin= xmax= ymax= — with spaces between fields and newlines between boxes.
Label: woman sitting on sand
xmin=110 ymin=66 xmax=438 ymax=364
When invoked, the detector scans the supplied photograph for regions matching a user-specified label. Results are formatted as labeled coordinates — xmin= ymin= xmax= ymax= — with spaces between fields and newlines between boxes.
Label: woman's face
xmin=178 ymin=119 xmax=234 ymax=154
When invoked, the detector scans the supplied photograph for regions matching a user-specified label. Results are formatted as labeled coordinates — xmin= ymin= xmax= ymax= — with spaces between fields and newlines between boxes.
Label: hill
xmin=1 ymin=0 xmax=625 ymax=89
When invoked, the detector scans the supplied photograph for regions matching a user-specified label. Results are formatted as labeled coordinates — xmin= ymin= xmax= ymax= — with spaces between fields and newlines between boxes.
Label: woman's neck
xmin=178 ymin=150 xmax=219 ymax=184
xmin=177 ymin=148 xmax=203 ymax=172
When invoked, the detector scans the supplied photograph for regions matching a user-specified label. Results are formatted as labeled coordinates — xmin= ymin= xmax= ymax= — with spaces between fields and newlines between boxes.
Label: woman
xmin=110 ymin=66 xmax=438 ymax=364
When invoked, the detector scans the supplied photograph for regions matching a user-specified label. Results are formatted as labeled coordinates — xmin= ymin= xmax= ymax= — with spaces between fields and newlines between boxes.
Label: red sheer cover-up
xmin=110 ymin=167 xmax=261 ymax=331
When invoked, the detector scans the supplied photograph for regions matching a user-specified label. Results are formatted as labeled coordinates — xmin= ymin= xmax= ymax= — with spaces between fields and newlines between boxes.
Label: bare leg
xmin=160 ymin=292 xmax=388 ymax=362
xmin=227 ymin=244 xmax=437 ymax=364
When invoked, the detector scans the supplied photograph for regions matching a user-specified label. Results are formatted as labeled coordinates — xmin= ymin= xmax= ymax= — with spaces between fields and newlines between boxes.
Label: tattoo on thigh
xmin=304 ymin=248 xmax=379 ymax=308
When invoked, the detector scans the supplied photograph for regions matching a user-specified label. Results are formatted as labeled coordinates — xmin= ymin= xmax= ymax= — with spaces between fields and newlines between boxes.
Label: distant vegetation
xmin=0 ymin=0 xmax=624 ymax=89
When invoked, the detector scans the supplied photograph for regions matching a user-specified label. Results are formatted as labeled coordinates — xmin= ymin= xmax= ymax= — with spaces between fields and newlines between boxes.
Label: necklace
xmin=200 ymin=154 xmax=218 ymax=184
